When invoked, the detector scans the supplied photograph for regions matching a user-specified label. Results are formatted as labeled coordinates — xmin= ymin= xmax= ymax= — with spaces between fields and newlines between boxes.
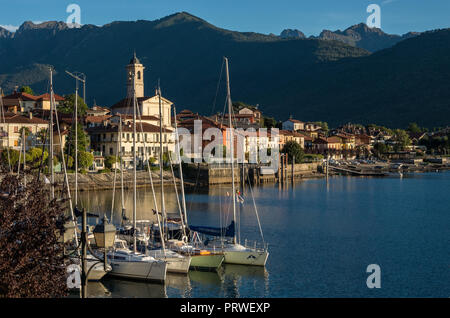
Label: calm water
xmin=78 ymin=171 xmax=450 ymax=298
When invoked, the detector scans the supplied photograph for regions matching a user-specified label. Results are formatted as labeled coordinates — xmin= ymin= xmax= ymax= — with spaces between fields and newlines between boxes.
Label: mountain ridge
xmin=0 ymin=12 xmax=448 ymax=128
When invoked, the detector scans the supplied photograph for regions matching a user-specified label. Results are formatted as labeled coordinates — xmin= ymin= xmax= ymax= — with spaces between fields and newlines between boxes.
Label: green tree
xmin=26 ymin=147 xmax=48 ymax=168
xmin=281 ymin=141 xmax=304 ymax=163
xmin=64 ymin=154 xmax=74 ymax=169
xmin=392 ymin=129 xmax=411 ymax=151
xmin=313 ymin=121 xmax=329 ymax=133
xmin=373 ymin=142 xmax=390 ymax=158
xmin=407 ymin=122 xmax=423 ymax=134
xmin=64 ymin=123 xmax=89 ymax=159
xmin=0 ymin=148 xmax=20 ymax=169
xmin=19 ymin=85 xmax=34 ymax=95
xmin=77 ymin=151 xmax=94 ymax=170
xmin=105 ymin=155 xmax=120 ymax=169
xmin=58 ymin=94 xmax=88 ymax=116
xmin=262 ymin=116 xmax=278 ymax=129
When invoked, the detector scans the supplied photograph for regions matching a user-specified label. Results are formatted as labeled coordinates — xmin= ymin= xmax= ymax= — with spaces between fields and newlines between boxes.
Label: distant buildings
xmin=2 ymin=90 xmax=64 ymax=113
xmin=0 ymin=112 xmax=48 ymax=150
xmin=86 ymin=54 xmax=175 ymax=167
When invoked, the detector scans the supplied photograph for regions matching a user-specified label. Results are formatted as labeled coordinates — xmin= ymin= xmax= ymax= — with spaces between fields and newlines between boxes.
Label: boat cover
xmin=189 ymin=221 xmax=235 ymax=238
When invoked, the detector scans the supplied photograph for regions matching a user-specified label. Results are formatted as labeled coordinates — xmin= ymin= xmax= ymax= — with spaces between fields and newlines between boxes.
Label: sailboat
xmin=106 ymin=69 xmax=167 ymax=282
xmin=190 ymin=57 xmax=269 ymax=266
xmin=138 ymin=82 xmax=191 ymax=274
xmin=144 ymin=94 xmax=224 ymax=271
xmin=55 ymin=69 xmax=111 ymax=281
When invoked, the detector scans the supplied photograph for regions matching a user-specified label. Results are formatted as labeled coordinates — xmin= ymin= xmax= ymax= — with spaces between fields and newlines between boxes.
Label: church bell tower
xmin=126 ymin=52 xmax=145 ymax=98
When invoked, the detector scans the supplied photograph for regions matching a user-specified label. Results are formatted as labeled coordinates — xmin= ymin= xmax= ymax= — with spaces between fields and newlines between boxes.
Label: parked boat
xmin=188 ymin=57 xmax=269 ymax=266
xmin=106 ymin=72 xmax=168 ymax=282
xmin=107 ymin=238 xmax=167 ymax=282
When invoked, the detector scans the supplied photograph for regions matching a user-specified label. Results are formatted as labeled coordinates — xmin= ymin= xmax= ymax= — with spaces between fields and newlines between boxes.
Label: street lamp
xmin=93 ymin=215 xmax=116 ymax=249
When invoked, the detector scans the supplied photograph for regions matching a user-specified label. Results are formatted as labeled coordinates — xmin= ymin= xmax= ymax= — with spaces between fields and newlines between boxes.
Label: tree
xmin=26 ymin=147 xmax=49 ymax=169
xmin=392 ymin=129 xmax=411 ymax=151
xmin=77 ymin=151 xmax=94 ymax=170
xmin=58 ymin=94 xmax=88 ymax=116
xmin=105 ymin=155 xmax=120 ymax=169
xmin=0 ymin=174 xmax=68 ymax=297
xmin=281 ymin=141 xmax=304 ymax=163
xmin=64 ymin=123 xmax=89 ymax=159
xmin=313 ymin=121 xmax=329 ymax=133
xmin=19 ymin=86 xmax=34 ymax=95
xmin=373 ymin=142 xmax=390 ymax=158
xmin=0 ymin=148 xmax=20 ymax=169
xmin=64 ymin=154 xmax=74 ymax=170
xmin=262 ymin=116 xmax=278 ymax=129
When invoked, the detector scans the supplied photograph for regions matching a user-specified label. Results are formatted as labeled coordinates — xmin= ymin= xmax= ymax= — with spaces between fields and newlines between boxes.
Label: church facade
xmin=88 ymin=54 xmax=175 ymax=168
xmin=110 ymin=54 xmax=173 ymax=127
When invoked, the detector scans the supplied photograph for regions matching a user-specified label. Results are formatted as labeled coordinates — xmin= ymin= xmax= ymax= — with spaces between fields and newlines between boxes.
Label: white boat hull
xmin=108 ymin=259 xmax=167 ymax=283
xmin=147 ymin=249 xmax=191 ymax=274
xmin=223 ymin=250 xmax=268 ymax=266
xmin=210 ymin=244 xmax=269 ymax=266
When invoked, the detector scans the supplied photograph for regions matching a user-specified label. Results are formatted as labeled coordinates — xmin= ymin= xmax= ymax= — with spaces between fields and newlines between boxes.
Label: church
xmin=87 ymin=54 xmax=175 ymax=169
xmin=110 ymin=53 xmax=173 ymax=128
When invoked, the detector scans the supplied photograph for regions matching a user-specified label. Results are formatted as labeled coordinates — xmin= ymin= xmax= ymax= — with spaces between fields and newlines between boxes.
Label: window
xmin=137 ymin=71 xmax=141 ymax=80
xmin=110 ymin=147 xmax=113 ymax=155
xmin=14 ymin=126 xmax=18 ymax=133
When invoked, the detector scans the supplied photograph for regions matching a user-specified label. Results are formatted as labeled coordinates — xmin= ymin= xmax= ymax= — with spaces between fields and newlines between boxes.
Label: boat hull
xmin=190 ymin=254 xmax=224 ymax=271
xmin=223 ymin=250 xmax=268 ymax=266
xmin=146 ymin=249 xmax=192 ymax=274
xmin=108 ymin=259 xmax=167 ymax=283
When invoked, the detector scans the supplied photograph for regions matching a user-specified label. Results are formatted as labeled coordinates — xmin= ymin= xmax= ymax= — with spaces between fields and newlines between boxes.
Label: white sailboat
xmin=191 ymin=57 xmax=269 ymax=266
xmin=65 ymin=70 xmax=111 ymax=281
xmin=107 ymin=67 xmax=167 ymax=282
xmin=143 ymin=82 xmax=191 ymax=274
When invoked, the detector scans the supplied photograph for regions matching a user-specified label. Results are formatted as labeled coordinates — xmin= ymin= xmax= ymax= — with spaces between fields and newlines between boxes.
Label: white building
xmin=0 ymin=112 xmax=48 ymax=150
xmin=87 ymin=54 xmax=175 ymax=167
xmin=282 ymin=119 xmax=304 ymax=131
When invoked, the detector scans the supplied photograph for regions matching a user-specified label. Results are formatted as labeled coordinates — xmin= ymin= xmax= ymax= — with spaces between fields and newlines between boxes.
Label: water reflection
xmin=85 ymin=265 xmax=270 ymax=298
xmin=101 ymin=277 xmax=167 ymax=298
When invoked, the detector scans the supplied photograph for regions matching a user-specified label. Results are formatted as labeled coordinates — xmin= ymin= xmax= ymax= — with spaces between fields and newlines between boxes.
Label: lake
xmin=78 ymin=171 xmax=450 ymax=298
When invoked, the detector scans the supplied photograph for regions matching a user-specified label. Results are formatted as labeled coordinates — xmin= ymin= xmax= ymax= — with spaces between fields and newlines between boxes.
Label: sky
xmin=0 ymin=0 xmax=449 ymax=36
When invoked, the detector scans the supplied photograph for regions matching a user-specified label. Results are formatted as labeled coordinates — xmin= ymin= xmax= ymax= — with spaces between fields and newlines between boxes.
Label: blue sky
xmin=0 ymin=0 xmax=449 ymax=36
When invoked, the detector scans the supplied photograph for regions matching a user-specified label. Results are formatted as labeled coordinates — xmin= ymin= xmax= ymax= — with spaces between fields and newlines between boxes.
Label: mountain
xmin=280 ymin=29 xmax=306 ymax=39
xmin=0 ymin=26 xmax=13 ymax=38
xmin=313 ymin=23 xmax=420 ymax=52
xmin=0 ymin=12 xmax=449 ymax=128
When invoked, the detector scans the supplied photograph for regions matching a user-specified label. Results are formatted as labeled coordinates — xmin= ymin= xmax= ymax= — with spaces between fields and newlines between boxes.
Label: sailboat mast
xmin=174 ymin=106 xmax=188 ymax=227
xmin=120 ymin=116 xmax=125 ymax=213
xmin=224 ymin=57 xmax=237 ymax=244
xmin=158 ymin=81 xmax=166 ymax=241
xmin=49 ymin=68 xmax=55 ymax=199
xmin=75 ymin=82 xmax=78 ymax=206
xmin=132 ymin=73 xmax=137 ymax=253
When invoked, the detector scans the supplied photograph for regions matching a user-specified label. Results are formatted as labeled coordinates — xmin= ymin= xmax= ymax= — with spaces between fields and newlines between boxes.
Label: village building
xmin=0 ymin=112 xmax=48 ymax=150
xmin=279 ymin=130 xmax=305 ymax=149
xmin=87 ymin=54 xmax=175 ymax=167
xmin=85 ymin=104 xmax=111 ymax=117
xmin=2 ymin=91 xmax=64 ymax=113
xmin=282 ymin=119 xmax=304 ymax=131
xmin=237 ymin=106 xmax=262 ymax=124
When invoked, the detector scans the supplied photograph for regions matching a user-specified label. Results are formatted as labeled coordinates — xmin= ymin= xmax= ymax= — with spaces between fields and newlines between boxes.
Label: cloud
xmin=0 ymin=24 xmax=19 ymax=32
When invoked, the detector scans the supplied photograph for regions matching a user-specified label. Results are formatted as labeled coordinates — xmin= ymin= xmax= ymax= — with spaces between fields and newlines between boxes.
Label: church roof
xmin=110 ymin=95 xmax=173 ymax=109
